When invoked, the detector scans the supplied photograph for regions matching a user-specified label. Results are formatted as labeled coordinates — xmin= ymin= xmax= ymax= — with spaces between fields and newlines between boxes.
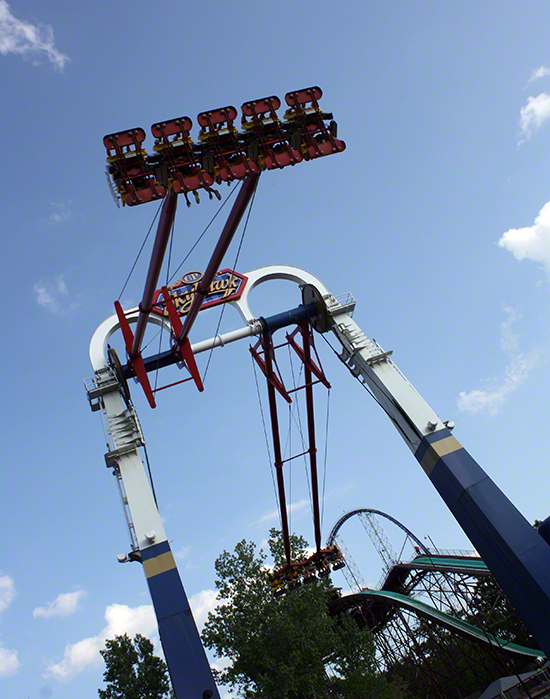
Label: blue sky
xmin=3 ymin=1 xmax=550 ymax=697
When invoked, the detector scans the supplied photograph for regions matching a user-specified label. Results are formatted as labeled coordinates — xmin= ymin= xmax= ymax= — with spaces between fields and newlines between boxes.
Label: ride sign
xmin=152 ymin=269 xmax=247 ymax=317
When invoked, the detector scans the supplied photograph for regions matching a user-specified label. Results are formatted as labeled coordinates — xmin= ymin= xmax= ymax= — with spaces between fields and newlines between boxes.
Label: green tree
xmin=462 ymin=576 xmax=537 ymax=648
xmin=201 ymin=529 xmax=401 ymax=699
xmin=98 ymin=633 xmax=172 ymax=699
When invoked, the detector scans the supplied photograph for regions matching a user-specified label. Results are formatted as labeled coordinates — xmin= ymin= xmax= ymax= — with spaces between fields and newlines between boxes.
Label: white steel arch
xmin=89 ymin=264 xmax=332 ymax=371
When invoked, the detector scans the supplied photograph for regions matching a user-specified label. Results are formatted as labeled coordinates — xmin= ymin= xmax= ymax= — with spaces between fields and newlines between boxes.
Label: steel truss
xmin=329 ymin=509 xmax=539 ymax=698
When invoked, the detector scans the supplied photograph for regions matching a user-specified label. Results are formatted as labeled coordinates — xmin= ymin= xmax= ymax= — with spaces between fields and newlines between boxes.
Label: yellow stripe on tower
xmin=143 ymin=551 xmax=177 ymax=579
xmin=421 ymin=435 xmax=463 ymax=476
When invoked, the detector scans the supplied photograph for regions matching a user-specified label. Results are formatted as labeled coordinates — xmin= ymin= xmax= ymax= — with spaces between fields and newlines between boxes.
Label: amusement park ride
xmin=85 ymin=87 xmax=550 ymax=699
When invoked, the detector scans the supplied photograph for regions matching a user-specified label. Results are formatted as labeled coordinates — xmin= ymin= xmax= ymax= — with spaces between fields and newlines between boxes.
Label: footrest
xmin=241 ymin=95 xmax=302 ymax=170
xmin=198 ymin=106 xmax=257 ymax=181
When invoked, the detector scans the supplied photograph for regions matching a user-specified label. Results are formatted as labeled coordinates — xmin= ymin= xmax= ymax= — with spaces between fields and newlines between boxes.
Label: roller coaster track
xmin=328 ymin=507 xmax=544 ymax=659
xmin=331 ymin=587 xmax=543 ymax=661
xmin=380 ymin=554 xmax=491 ymax=594
xmin=328 ymin=550 xmax=545 ymax=697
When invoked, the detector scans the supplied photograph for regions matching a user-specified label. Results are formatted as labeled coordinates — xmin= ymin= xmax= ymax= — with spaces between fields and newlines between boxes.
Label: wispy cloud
xmin=43 ymin=590 xmax=215 ymax=682
xmin=174 ymin=545 xmax=192 ymax=560
xmin=518 ymin=92 xmax=550 ymax=143
xmin=0 ymin=574 xmax=18 ymax=676
xmin=498 ymin=199 xmax=550 ymax=275
xmin=33 ymin=588 xmax=87 ymax=619
xmin=0 ymin=573 xmax=15 ymax=616
xmin=0 ymin=645 xmax=19 ymax=677
xmin=0 ymin=0 xmax=68 ymax=70
xmin=257 ymin=498 xmax=310 ymax=525
xmin=33 ymin=275 xmax=79 ymax=315
xmin=528 ymin=65 xmax=550 ymax=84
xmin=457 ymin=307 xmax=540 ymax=416
xmin=48 ymin=201 xmax=72 ymax=225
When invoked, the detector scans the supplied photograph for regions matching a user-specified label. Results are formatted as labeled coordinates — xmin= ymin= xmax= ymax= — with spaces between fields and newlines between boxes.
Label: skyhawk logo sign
xmin=152 ymin=269 xmax=247 ymax=317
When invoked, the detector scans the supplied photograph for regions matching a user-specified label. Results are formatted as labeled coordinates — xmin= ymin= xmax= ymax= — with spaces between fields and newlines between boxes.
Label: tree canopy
xmin=201 ymin=529 xmax=401 ymax=699
xmin=98 ymin=632 xmax=172 ymax=699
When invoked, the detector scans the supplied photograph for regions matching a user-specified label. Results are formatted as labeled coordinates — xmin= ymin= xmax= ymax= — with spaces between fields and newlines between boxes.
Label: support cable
xmin=252 ymin=356 xmax=280 ymax=524
xmin=288 ymin=349 xmax=313 ymax=524
xmin=321 ymin=388 xmax=331 ymax=532
xmin=168 ymin=183 xmax=239 ymax=285
xmin=118 ymin=198 xmax=163 ymax=301
xmin=143 ymin=442 xmax=159 ymax=509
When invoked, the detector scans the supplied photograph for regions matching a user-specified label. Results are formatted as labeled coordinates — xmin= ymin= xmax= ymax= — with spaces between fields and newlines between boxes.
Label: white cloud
xmin=44 ymin=603 xmax=158 ymax=682
xmin=189 ymin=589 xmax=217 ymax=632
xmin=33 ymin=588 xmax=87 ymax=619
xmin=48 ymin=201 xmax=72 ymax=225
xmin=457 ymin=353 xmax=539 ymax=415
xmin=498 ymin=200 xmax=550 ymax=275
xmin=528 ymin=66 xmax=550 ymax=83
xmin=0 ymin=574 xmax=15 ymax=616
xmin=174 ymin=545 xmax=191 ymax=560
xmin=44 ymin=590 xmax=216 ymax=683
xmin=34 ymin=275 xmax=78 ymax=315
xmin=0 ymin=0 xmax=68 ymax=69
xmin=0 ymin=575 xmax=18 ymax=677
xmin=257 ymin=498 xmax=310 ymax=524
xmin=518 ymin=92 xmax=550 ymax=143
xmin=0 ymin=645 xmax=19 ymax=677
xmin=458 ymin=307 xmax=540 ymax=416
xmin=500 ymin=305 xmax=521 ymax=356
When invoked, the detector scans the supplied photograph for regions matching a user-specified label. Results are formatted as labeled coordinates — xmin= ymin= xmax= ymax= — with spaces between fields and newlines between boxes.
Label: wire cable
xmin=118 ymin=198 xmax=163 ymax=301
xmin=252 ymin=356 xmax=280 ymax=521
xmin=286 ymin=346 xmax=312 ymax=520
xmin=287 ymin=401 xmax=292 ymax=537
xmin=318 ymin=330 xmax=402 ymax=430
xmin=168 ymin=183 xmax=239 ymax=285
xmin=321 ymin=388 xmax=331 ymax=532
xmin=142 ymin=443 xmax=159 ymax=508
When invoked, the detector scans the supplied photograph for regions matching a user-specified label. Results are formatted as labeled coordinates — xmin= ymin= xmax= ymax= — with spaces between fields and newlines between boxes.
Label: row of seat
xmin=103 ymin=86 xmax=346 ymax=207
xmin=269 ymin=545 xmax=346 ymax=595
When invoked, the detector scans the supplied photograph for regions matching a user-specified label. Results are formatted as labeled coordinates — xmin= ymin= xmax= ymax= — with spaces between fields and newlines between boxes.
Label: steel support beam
xmin=131 ymin=191 xmax=178 ymax=359
xmin=299 ymin=320 xmax=322 ymax=552
xmin=177 ymin=174 xmax=259 ymax=346
xmin=260 ymin=327 xmax=292 ymax=566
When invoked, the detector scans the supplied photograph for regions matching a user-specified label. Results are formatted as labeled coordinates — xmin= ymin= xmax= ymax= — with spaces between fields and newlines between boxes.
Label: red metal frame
xmin=130 ymin=191 xmax=178 ymax=360
xmin=284 ymin=87 xmax=345 ymax=159
xmin=176 ymin=174 xmax=260 ymax=348
xmin=160 ymin=286 xmax=203 ymax=392
xmin=197 ymin=107 xmax=259 ymax=182
xmin=114 ymin=300 xmax=156 ymax=409
xmin=269 ymin=546 xmax=345 ymax=594
xmin=250 ymin=320 xmax=331 ymax=570
xmin=250 ymin=336 xmax=291 ymax=404
xmin=115 ymin=175 xmax=259 ymax=407
xmin=241 ymin=96 xmax=302 ymax=170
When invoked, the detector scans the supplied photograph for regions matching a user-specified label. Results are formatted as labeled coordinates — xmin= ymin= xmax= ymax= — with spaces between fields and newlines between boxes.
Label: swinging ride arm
xmin=87 ymin=263 xmax=550 ymax=697
xmin=88 ymin=75 xmax=550 ymax=684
